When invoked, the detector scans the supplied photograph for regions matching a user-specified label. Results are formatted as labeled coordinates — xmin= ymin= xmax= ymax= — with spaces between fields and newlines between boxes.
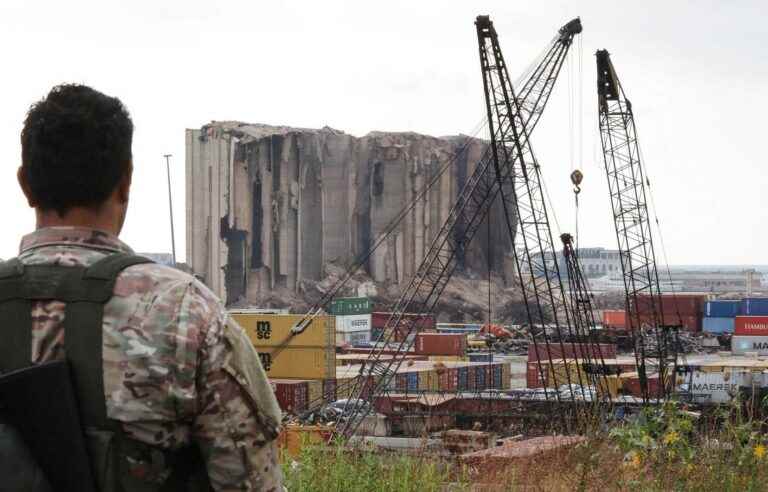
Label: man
xmin=8 ymin=84 xmax=283 ymax=490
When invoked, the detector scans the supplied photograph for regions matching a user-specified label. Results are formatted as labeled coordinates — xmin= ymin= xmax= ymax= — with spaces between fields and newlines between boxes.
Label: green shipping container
xmin=329 ymin=297 xmax=373 ymax=316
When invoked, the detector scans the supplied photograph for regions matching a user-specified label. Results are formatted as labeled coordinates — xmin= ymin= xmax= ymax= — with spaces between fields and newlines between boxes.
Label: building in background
xmin=185 ymin=121 xmax=510 ymax=306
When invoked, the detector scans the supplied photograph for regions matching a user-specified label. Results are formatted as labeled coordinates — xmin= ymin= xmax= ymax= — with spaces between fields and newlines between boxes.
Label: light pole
xmin=164 ymin=154 xmax=177 ymax=266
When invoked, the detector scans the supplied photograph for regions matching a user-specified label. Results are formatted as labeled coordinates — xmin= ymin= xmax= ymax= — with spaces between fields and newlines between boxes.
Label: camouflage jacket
xmin=15 ymin=227 xmax=283 ymax=491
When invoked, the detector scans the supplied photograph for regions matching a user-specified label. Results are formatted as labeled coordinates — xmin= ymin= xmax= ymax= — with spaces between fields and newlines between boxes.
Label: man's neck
xmin=36 ymin=208 xmax=120 ymax=236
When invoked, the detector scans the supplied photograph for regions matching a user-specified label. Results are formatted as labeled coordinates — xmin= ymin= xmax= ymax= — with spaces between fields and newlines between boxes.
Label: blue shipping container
xmin=406 ymin=372 xmax=418 ymax=391
xmin=704 ymin=300 xmax=740 ymax=318
xmin=469 ymin=353 xmax=494 ymax=363
xmin=475 ymin=369 xmax=487 ymax=390
xmin=458 ymin=367 xmax=469 ymax=391
xmin=741 ymin=298 xmax=768 ymax=316
xmin=702 ymin=317 xmax=735 ymax=334
xmin=492 ymin=365 xmax=503 ymax=388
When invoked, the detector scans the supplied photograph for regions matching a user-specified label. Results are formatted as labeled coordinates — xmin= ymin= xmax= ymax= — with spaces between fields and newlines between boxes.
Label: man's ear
xmin=118 ymin=163 xmax=132 ymax=204
xmin=17 ymin=166 xmax=36 ymax=207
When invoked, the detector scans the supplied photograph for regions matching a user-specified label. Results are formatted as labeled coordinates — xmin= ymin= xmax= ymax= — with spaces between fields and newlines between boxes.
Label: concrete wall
xmin=186 ymin=121 xmax=513 ymax=305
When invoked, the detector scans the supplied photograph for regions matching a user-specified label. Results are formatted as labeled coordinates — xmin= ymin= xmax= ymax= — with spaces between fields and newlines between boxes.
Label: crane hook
xmin=570 ymin=169 xmax=583 ymax=195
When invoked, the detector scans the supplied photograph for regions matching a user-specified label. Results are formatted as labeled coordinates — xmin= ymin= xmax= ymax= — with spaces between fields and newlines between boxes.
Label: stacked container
xmin=231 ymin=312 xmax=336 ymax=379
xmin=732 ymin=316 xmax=768 ymax=355
xmin=371 ymin=312 xmax=435 ymax=343
xmin=331 ymin=297 xmax=373 ymax=345
xmin=635 ymin=294 xmax=707 ymax=332
xmin=702 ymin=300 xmax=740 ymax=335
xmin=733 ymin=298 xmax=768 ymax=356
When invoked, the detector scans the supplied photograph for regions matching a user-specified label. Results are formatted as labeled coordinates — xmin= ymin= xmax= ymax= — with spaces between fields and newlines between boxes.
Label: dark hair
xmin=21 ymin=84 xmax=133 ymax=215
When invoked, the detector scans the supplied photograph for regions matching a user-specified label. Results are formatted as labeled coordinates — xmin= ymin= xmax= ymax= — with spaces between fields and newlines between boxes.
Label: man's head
xmin=19 ymin=84 xmax=134 ymax=234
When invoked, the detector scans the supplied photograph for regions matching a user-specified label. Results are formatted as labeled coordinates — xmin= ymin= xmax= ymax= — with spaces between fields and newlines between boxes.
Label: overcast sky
xmin=0 ymin=0 xmax=765 ymax=266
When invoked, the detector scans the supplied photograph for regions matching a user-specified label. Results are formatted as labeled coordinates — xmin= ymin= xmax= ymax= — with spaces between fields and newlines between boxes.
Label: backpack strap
xmin=64 ymin=254 xmax=153 ymax=427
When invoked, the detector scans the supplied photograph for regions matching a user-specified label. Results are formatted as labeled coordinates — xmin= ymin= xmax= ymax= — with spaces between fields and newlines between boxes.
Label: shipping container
xmin=335 ymin=330 xmax=371 ymax=345
xmin=329 ymin=297 xmax=373 ymax=316
xmin=436 ymin=323 xmax=483 ymax=334
xmin=469 ymin=353 xmax=494 ymax=363
xmin=622 ymin=373 xmax=660 ymax=398
xmin=256 ymin=347 xmax=335 ymax=379
xmin=527 ymin=343 xmax=617 ymax=362
xmin=335 ymin=314 xmax=372 ymax=333
xmin=741 ymin=298 xmax=768 ymax=316
xmin=406 ymin=372 xmax=419 ymax=391
xmin=527 ymin=361 xmax=547 ymax=388
xmin=322 ymin=379 xmax=337 ymax=403
xmin=635 ymin=313 xmax=701 ymax=332
xmin=703 ymin=317 xmax=735 ymax=334
xmin=501 ymin=362 xmax=512 ymax=390
xmin=415 ymin=333 xmax=467 ymax=356
xmin=735 ymin=316 xmax=768 ymax=337
xmin=679 ymin=370 xmax=763 ymax=404
xmin=371 ymin=312 xmax=435 ymax=341
xmin=429 ymin=355 xmax=468 ymax=362
xmin=474 ymin=366 xmax=487 ymax=390
xmin=270 ymin=379 xmax=308 ymax=414
xmin=438 ymin=368 xmax=458 ymax=391
xmin=732 ymin=335 xmax=768 ymax=355
xmin=232 ymin=313 xmax=335 ymax=348
xmin=704 ymin=300 xmax=741 ymax=318
xmin=602 ymin=310 xmax=627 ymax=329
xmin=635 ymin=294 xmax=706 ymax=317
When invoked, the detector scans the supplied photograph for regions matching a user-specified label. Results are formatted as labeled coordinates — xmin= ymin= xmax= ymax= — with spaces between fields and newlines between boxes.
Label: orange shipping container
xmin=602 ymin=310 xmax=626 ymax=329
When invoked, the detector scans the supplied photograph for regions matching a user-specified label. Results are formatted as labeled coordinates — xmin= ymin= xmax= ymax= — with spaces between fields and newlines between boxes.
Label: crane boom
xmin=336 ymin=16 xmax=582 ymax=437
xmin=596 ymin=49 xmax=676 ymax=401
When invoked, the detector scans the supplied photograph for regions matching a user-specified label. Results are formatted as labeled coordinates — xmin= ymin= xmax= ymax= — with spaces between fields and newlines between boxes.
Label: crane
xmin=336 ymin=15 xmax=584 ymax=437
xmin=596 ymin=49 xmax=677 ymax=401
xmin=560 ymin=233 xmax=615 ymax=408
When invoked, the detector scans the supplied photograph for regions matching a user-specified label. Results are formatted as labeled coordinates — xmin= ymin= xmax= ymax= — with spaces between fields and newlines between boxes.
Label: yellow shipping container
xmin=595 ymin=374 xmax=622 ymax=398
xmin=417 ymin=370 xmax=439 ymax=391
xmin=255 ymin=347 xmax=335 ymax=379
xmin=231 ymin=313 xmax=335 ymax=349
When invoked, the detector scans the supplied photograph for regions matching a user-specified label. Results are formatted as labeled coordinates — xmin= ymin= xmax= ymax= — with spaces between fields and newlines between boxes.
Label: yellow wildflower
xmin=629 ymin=452 xmax=642 ymax=468
xmin=755 ymin=444 xmax=766 ymax=460
xmin=663 ymin=431 xmax=680 ymax=445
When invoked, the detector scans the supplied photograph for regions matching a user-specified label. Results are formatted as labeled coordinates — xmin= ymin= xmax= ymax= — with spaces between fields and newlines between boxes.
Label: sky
xmin=0 ymin=0 xmax=765 ymax=265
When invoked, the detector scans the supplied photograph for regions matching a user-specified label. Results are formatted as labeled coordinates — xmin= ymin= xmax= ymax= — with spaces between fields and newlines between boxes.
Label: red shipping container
xmin=371 ymin=312 xmax=436 ymax=343
xmin=527 ymin=343 xmax=617 ymax=362
xmin=526 ymin=361 xmax=547 ymax=388
xmin=437 ymin=367 xmax=458 ymax=391
xmin=602 ymin=310 xmax=627 ymax=329
xmin=271 ymin=380 xmax=308 ymax=414
xmin=623 ymin=374 xmax=660 ymax=398
xmin=395 ymin=373 xmax=408 ymax=391
xmin=415 ymin=333 xmax=467 ymax=356
xmin=635 ymin=294 xmax=706 ymax=317
xmin=635 ymin=313 xmax=701 ymax=332
xmin=735 ymin=316 xmax=768 ymax=336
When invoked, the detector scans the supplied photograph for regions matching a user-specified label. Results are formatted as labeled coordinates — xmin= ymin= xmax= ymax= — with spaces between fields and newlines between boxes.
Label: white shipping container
xmin=731 ymin=335 xmax=768 ymax=355
xmin=336 ymin=330 xmax=371 ymax=345
xmin=336 ymin=314 xmax=372 ymax=333
xmin=679 ymin=370 xmax=766 ymax=404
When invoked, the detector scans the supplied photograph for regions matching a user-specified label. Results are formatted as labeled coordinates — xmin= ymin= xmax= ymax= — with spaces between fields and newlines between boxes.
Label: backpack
xmin=0 ymin=253 xmax=212 ymax=492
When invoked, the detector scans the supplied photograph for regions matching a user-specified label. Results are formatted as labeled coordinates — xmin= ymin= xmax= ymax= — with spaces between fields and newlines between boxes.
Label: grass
xmin=281 ymin=401 xmax=768 ymax=491
xmin=281 ymin=439 xmax=468 ymax=491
